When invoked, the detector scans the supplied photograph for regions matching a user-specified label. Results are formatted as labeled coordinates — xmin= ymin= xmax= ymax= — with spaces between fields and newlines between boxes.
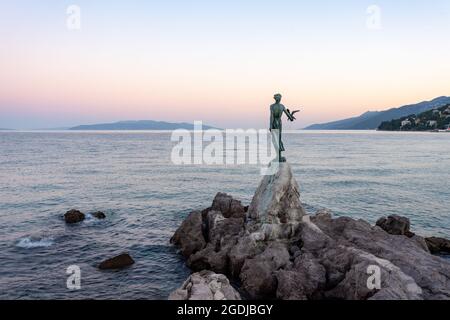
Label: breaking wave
xmin=16 ymin=237 xmax=54 ymax=249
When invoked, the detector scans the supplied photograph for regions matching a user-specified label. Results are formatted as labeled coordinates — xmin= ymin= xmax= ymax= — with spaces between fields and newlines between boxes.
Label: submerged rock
xmin=98 ymin=253 xmax=135 ymax=270
xmin=64 ymin=209 xmax=85 ymax=224
xmin=171 ymin=162 xmax=450 ymax=300
xmin=91 ymin=211 xmax=106 ymax=219
xmin=168 ymin=270 xmax=241 ymax=300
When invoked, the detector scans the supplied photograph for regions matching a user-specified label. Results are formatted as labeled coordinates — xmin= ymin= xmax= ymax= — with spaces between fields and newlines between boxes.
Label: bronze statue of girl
xmin=269 ymin=93 xmax=300 ymax=162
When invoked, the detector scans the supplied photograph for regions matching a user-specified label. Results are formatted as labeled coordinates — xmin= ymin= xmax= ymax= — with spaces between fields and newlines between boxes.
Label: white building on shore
xmin=427 ymin=120 xmax=437 ymax=127
xmin=401 ymin=119 xmax=412 ymax=127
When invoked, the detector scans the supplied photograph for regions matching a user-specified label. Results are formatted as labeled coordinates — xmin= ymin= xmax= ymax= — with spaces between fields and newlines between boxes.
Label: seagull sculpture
xmin=286 ymin=109 xmax=301 ymax=122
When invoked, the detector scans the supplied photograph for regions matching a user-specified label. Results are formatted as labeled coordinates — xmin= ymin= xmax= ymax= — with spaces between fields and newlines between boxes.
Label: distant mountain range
xmin=70 ymin=120 xmax=218 ymax=130
xmin=305 ymin=96 xmax=450 ymax=130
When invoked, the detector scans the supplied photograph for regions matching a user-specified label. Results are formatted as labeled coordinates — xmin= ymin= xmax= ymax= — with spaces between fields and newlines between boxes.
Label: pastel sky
xmin=1 ymin=0 xmax=449 ymax=129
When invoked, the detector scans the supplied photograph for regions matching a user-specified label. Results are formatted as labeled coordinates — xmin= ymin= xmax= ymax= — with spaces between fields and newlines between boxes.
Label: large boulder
xmin=228 ymin=235 xmax=265 ymax=277
xmin=168 ymin=270 xmax=241 ymax=300
xmin=205 ymin=210 xmax=244 ymax=244
xmin=240 ymin=242 xmax=291 ymax=299
xmin=64 ymin=209 xmax=85 ymax=224
xmin=186 ymin=210 xmax=245 ymax=274
xmin=170 ymin=211 xmax=206 ymax=258
xmin=248 ymin=162 xmax=305 ymax=224
xmin=276 ymin=252 xmax=326 ymax=300
xmin=322 ymin=246 xmax=423 ymax=300
xmin=211 ymin=193 xmax=246 ymax=219
xmin=98 ymin=253 xmax=135 ymax=270
xmin=188 ymin=244 xmax=230 ymax=274
xmin=376 ymin=215 xmax=414 ymax=237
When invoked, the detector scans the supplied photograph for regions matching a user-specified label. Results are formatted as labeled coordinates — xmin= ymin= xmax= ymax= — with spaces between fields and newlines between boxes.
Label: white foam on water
xmin=16 ymin=237 xmax=54 ymax=249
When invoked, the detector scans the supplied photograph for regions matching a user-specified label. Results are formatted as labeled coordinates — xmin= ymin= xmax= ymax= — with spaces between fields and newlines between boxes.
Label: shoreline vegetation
xmin=378 ymin=104 xmax=450 ymax=132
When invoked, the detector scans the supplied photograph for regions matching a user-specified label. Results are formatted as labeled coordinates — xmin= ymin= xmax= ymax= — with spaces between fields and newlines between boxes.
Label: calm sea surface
xmin=0 ymin=130 xmax=449 ymax=299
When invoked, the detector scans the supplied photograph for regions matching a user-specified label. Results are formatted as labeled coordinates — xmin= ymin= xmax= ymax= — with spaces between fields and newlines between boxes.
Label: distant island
xmin=378 ymin=104 xmax=450 ymax=131
xmin=70 ymin=120 xmax=218 ymax=131
xmin=305 ymin=96 xmax=450 ymax=130
xmin=0 ymin=128 xmax=12 ymax=131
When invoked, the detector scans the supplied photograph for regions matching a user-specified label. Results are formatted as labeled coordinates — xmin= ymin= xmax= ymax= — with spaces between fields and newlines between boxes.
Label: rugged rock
xmin=169 ymin=270 xmax=241 ymax=300
xmin=170 ymin=211 xmax=206 ymax=258
xmin=170 ymin=162 xmax=450 ymax=300
xmin=425 ymin=237 xmax=450 ymax=254
xmin=276 ymin=252 xmax=326 ymax=300
xmin=248 ymin=162 xmax=305 ymax=224
xmin=240 ymin=242 xmax=291 ymax=299
xmin=310 ymin=213 xmax=449 ymax=300
xmin=91 ymin=211 xmax=106 ymax=219
xmin=205 ymin=210 xmax=244 ymax=244
xmin=98 ymin=253 xmax=135 ymax=270
xmin=211 ymin=193 xmax=246 ymax=219
xmin=376 ymin=215 xmax=414 ymax=237
xmin=185 ymin=210 xmax=245 ymax=274
xmin=228 ymin=235 xmax=265 ymax=277
xmin=64 ymin=209 xmax=85 ymax=224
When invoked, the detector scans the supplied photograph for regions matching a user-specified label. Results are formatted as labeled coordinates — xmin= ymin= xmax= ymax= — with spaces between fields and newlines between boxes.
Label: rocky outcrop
xmin=306 ymin=213 xmax=445 ymax=300
xmin=168 ymin=270 xmax=241 ymax=300
xmin=425 ymin=237 xmax=450 ymax=254
xmin=64 ymin=209 xmax=85 ymax=224
xmin=170 ymin=162 xmax=450 ymax=300
xmin=98 ymin=253 xmax=135 ymax=270
xmin=248 ymin=163 xmax=305 ymax=224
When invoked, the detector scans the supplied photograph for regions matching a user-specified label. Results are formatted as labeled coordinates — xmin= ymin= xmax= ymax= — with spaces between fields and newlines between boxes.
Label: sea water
xmin=0 ymin=130 xmax=448 ymax=299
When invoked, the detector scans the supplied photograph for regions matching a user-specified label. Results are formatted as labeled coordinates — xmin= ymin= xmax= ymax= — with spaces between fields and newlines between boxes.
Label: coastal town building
xmin=401 ymin=119 xmax=411 ymax=127
xmin=432 ymin=109 xmax=441 ymax=116
xmin=427 ymin=120 xmax=437 ymax=127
